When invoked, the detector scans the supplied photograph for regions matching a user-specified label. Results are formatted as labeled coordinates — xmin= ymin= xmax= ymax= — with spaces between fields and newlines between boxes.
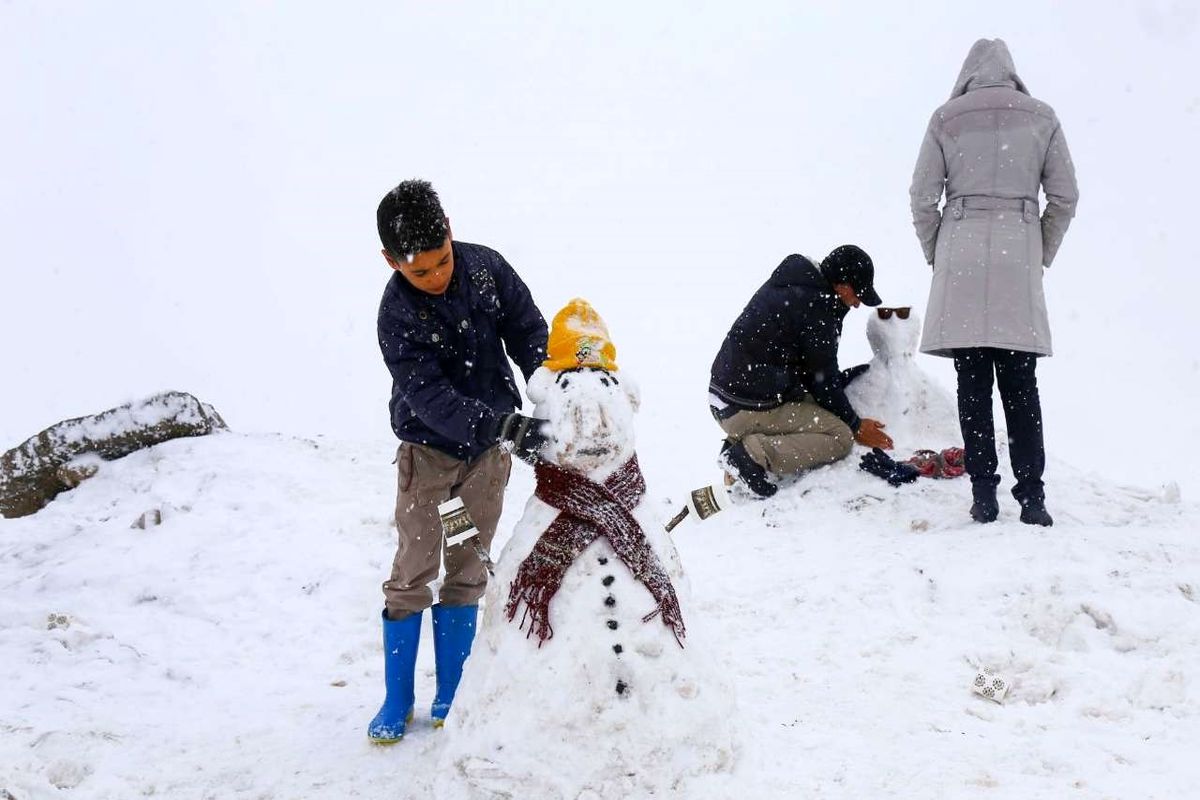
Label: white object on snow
xmin=846 ymin=308 xmax=960 ymax=450
xmin=439 ymin=366 xmax=737 ymax=799
xmin=129 ymin=508 xmax=164 ymax=530
xmin=972 ymin=667 xmax=1013 ymax=704
xmin=687 ymin=482 xmax=731 ymax=522
xmin=666 ymin=483 xmax=732 ymax=533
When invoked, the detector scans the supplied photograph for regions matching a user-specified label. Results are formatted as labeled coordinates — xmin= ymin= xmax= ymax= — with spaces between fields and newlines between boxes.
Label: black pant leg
xmin=994 ymin=350 xmax=1046 ymax=503
xmin=953 ymin=348 xmax=999 ymax=487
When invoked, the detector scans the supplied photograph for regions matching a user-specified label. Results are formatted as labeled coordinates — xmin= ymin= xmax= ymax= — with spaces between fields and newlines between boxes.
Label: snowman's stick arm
xmin=664 ymin=506 xmax=690 ymax=534
xmin=472 ymin=539 xmax=496 ymax=577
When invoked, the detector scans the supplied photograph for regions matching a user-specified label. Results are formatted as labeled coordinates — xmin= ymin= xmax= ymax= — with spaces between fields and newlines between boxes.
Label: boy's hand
xmin=854 ymin=418 xmax=894 ymax=450
xmin=495 ymin=413 xmax=549 ymax=464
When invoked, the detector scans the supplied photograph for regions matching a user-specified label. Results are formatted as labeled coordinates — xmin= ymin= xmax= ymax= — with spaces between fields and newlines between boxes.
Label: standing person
xmin=910 ymin=38 xmax=1079 ymax=526
xmin=369 ymin=180 xmax=548 ymax=743
xmin=709 ymin=245 xmax=894 ymax=498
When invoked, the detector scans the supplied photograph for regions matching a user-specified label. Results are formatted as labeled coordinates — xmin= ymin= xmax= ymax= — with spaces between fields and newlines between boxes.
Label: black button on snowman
xmin=598 ymin=560 xmax=627 ymax=689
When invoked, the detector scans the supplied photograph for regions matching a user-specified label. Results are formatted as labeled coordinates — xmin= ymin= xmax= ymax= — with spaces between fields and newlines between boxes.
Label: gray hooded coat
xmin=910 ymin=39 xmax=1079 ymax=357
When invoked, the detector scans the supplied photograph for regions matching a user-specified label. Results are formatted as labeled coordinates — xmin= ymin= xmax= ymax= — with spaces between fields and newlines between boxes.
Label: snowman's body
xmin=846 ymin=309 xmax=960 ymax=450
xmin=439 ymin=367 xmax=736 ymax=799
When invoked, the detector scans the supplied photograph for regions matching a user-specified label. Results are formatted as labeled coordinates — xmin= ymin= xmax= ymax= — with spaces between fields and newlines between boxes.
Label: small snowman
xmin=438 ymin=299 xmax=736 ymax=800
xmin=846 ymin=305 xmax=960 ymax=450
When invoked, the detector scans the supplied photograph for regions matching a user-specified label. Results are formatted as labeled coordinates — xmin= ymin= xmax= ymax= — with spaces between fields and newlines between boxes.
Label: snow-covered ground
xmin=2 ymin=430 xmax=1196 ymax=799
xmin=3 ymin=4 xmax=1199 ymax=798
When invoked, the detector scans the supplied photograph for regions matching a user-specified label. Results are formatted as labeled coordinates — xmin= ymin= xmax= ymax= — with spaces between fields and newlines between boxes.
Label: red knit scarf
xmin=504 ymin=455 xmax=686 ymax=648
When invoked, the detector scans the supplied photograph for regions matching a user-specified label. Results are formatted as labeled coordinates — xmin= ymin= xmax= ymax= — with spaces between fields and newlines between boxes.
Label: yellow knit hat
xmin=543 ymin=298 xmax=618 ymax=372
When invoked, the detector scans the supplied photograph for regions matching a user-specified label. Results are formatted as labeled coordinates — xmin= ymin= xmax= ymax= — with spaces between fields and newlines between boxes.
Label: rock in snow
xmin=0 ymin=391 xmax=226 ymax=519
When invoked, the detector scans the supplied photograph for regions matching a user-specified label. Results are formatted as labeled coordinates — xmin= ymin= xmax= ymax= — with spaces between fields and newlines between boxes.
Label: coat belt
xmin=947 ymin=196 xmax=1038 ymax=222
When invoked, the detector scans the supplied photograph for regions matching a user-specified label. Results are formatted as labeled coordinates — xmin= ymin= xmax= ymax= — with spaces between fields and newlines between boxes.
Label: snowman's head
xmin=865 ymin=306 xmax=921 ymax=362
xmin=527 ymin=366 xmax=640 ymax=476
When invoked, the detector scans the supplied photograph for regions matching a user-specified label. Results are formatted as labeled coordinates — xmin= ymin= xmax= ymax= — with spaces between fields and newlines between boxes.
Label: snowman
xmin=438 ymin=299 xmax=736 ymax=800
xmin=845 ymin=305 xmax=960 ymax=450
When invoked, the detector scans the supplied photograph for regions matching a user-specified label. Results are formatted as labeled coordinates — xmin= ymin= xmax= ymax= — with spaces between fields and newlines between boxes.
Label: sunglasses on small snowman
xmin=876 ymin=306 xmax=911 ymax=320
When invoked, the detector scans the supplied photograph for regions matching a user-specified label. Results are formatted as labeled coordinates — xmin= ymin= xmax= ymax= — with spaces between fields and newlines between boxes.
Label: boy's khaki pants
xmin=383 ymin=442 xmax=511 ymax=620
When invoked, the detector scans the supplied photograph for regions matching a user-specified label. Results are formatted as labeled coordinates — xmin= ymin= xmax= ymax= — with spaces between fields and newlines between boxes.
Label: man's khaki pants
xmin=383 ymin=442 xmax=511 ymax=620
xmin=717 ymin=396 xmax=854 ymax=476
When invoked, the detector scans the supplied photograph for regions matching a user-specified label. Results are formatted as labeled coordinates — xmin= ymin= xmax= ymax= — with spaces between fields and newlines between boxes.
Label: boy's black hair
xmin=377 ymin=179 xmax=449 ymax=257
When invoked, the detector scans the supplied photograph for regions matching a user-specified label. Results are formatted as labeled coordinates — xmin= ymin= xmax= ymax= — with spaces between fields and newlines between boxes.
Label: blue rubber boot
xmin=430 ymin=604 xmax=478 ymax=727
xmin=367 ymin=609 xmax=421 ymax=744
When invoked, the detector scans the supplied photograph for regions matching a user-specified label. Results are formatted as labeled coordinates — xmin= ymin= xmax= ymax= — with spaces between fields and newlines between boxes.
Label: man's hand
xmin=495 ymin=412 xmax=549 ymax=464
xmin=855 ymin=418 xmax=894 ymax=450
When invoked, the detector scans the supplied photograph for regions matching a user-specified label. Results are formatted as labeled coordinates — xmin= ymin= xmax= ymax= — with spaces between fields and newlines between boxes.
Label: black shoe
xmin=969 ymin=481 xmax=999 ymax=524
xmin=1011 ymin=482 xmax=1052 ymax=526
xmin=720 ymin=440 xmax=777 ymax=498
xmin=1019 ymin=502 xmax=1054 ymax=527
xmin=970 ymin=499 xmax=999 ymax=523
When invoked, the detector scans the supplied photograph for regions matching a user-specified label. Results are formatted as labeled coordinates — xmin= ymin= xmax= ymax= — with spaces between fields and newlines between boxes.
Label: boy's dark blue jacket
xmin=377 ymin=241 xmax=548 ymax=461
xmin=709 ymin=254 xmax=862 ymax=432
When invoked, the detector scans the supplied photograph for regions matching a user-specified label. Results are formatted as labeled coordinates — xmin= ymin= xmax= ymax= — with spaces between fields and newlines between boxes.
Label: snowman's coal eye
xmin=559 ymin=377 xmax=570 ymax=389
xmin=599 ymin=376 xmax=611 ymax=387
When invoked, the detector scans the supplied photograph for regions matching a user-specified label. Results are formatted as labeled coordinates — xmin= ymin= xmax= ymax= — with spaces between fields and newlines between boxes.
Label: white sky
xmin=2 ymin=1 xmax=1198 ymax=490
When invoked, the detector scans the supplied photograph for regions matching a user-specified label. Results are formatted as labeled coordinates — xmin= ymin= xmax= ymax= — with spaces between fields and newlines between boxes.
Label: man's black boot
xmin=1013 ymin=482 xmax=1053 ymax=526
xmin=720 ymin=440 xmax=778 ymax=498
xmin=1019 ymin=502 xmax=1054 ymax=526
xmin=969 ymin=480 xmax=999 ymax=524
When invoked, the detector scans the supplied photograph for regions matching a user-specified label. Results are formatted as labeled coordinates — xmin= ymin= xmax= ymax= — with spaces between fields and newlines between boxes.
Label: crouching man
xmin=369 ymin=180 xmax=548 ymax=743
xmin=709 ymin=245 xmax=894 ymax=497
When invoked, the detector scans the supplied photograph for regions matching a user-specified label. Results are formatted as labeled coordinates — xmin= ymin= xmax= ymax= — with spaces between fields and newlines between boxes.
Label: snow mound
xmin=1 ymin=430 xmax=1197 ymax=799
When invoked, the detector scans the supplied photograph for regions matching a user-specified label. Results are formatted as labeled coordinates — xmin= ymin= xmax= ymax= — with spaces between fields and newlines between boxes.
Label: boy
xmin=369 ymin=180 xmax=547 ymax=742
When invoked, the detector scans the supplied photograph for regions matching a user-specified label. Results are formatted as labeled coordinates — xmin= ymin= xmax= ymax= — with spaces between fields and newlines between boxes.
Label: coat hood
xmin=767 ymin=254 xmax=849 ymax=319
xmin=950 ymin=38 xmax=1028 ymax=99
xmin=768 ymin=254 xmax=827 ymax=291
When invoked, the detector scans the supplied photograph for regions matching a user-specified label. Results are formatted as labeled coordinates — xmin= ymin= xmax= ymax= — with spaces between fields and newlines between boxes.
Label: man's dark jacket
xmin=709 ymin=254 xmax=862 ymax=432
xmin=378 ymin=241 xmax=548 ymax=461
